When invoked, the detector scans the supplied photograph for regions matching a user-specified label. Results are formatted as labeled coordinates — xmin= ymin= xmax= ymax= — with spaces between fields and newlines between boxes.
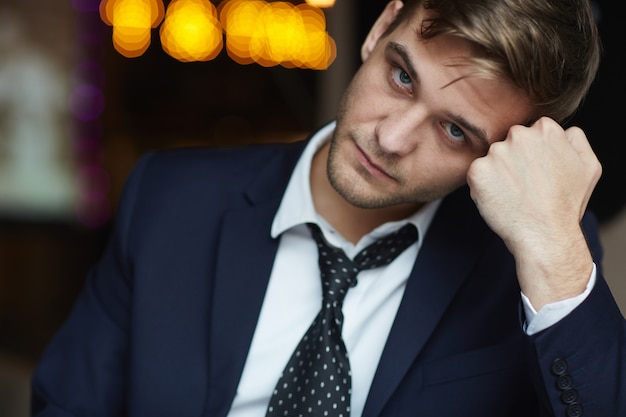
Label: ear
xmin=361 ymin=0 xmax=405 ymax=61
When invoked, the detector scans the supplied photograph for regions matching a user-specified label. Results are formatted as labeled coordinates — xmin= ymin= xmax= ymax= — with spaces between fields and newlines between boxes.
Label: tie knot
xmin=308 ymin=224 xmax=359 ymax=302
xmin=307 ymin=223 xmax=418 ymax=303
xmin=354 ymin=223 xmax=418 ymax=270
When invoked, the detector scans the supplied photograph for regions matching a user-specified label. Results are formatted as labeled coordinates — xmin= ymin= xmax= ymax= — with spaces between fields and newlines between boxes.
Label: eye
xmin=392 ymin=67 xmax=412 ymax=89
xmin=442 ymin=121 xmax=466 ymax=143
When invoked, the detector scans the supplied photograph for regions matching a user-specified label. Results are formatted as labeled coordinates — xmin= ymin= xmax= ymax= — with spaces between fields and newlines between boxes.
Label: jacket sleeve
xmin=30 ymin=152 xmax=156 ymax=417
xmin=529 ymin=211 xmax=626 ymax=417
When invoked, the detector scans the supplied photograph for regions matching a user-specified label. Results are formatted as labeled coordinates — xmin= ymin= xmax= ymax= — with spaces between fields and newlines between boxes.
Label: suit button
xmin=556 ymin=374 xmax=574 ymax=390
xmin=551 ymin=358 xmax=568 ymax=375
xmin=565 ymin=402 xmax=584 ymax=417
xmin=561 ymin=388 xmax=578 ymax=404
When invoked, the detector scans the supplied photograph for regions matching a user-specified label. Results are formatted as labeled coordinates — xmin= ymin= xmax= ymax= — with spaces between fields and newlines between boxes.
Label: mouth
xmin=353 ymin=141 xmax=396 ymax=181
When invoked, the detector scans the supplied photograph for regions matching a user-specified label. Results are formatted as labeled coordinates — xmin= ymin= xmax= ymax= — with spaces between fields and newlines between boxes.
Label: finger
xmin=565 ymin=126 xmax=595 ymax=158
xmin=564 ymin=126 xmax=602 ymax=178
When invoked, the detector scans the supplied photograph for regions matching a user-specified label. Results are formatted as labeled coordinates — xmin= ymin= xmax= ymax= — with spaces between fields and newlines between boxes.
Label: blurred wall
xmin=600 ymin=211 xmax=626 ymax=313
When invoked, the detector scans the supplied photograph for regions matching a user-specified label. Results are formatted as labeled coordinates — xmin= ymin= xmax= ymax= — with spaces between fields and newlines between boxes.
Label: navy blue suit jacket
xmin=31 ymin=139 xmax=626 ymax=417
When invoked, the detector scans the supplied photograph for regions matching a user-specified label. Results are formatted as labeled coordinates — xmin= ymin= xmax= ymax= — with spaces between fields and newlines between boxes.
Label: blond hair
xmin=384 ymin=0 xmax=600 ymax=123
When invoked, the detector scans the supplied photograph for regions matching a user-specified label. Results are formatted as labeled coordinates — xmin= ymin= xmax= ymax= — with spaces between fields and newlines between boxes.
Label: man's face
xmin=327 ymin=4 xmax=533 ymax=210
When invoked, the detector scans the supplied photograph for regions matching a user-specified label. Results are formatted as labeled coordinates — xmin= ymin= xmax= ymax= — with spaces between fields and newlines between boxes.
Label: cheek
xmin=340 ymin=71 xmax=387 ymax=119
xmin=408 ymin=152 xmax=474 ymax=189
xmin=342 ymin=88 xmax=371 ymax=119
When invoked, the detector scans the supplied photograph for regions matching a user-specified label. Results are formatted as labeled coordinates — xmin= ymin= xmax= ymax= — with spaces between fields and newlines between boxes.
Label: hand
xmin=466 ymin=117 xmax=602 ymax=309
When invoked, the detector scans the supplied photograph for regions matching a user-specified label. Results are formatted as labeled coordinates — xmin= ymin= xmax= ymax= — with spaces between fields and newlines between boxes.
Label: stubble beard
xmin=327 ymin=130 xmax=422 ymax=209
xmin=327 ymin=128 xmax=460 ymax=210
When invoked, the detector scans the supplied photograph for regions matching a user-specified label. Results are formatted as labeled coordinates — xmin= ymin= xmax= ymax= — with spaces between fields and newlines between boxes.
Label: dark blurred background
xmin=0 ymin=1 xmax=623 ymax=415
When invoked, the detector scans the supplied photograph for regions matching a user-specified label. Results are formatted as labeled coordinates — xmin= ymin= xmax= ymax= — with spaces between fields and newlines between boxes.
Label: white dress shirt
xmin=227 ymin=121 xmax=595 ymax=417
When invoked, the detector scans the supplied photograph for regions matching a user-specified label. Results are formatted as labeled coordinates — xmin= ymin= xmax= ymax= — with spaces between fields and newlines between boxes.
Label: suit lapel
xmin=204 ymin=141 xmax=306 ymax=416
xmin=205 ymin=201 xmax=280 ymax=416
xmin=363 ymin=187 xmax=495 ymax=417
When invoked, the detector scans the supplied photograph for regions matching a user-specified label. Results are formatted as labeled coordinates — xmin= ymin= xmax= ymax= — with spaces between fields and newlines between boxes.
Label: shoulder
xmin=122 ymin=140 xmax=307 ymax=196
xmin=112 ymin=140 xmax=309 ymax=248
xmin=138 ymin=140 xmax=308 ymax=179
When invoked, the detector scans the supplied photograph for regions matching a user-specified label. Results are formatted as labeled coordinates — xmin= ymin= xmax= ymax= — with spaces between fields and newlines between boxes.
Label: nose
xmin=375 ymin=102 xmax=428 ymax=156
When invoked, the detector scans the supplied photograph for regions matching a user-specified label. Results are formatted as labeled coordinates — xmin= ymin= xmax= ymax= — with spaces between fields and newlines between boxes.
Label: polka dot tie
xmin=265 ymin=222 xmax=419 ymax=417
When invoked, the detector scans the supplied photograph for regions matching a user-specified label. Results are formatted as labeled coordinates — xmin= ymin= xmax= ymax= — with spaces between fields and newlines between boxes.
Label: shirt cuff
xmin=522 ymin=263 xmax=597 ymax=336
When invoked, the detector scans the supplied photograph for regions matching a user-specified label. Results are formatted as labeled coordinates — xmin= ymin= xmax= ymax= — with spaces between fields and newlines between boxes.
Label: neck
xmin=310 ymin=142 xmax=421 ymax=244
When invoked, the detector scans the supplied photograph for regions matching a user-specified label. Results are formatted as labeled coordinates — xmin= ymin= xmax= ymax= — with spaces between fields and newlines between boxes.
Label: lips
xmin=354 ymin=142 xmax=395 ymax=181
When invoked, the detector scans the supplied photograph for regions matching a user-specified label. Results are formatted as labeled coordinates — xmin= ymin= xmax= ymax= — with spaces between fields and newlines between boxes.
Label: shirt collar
xmin=271 ymin=121 xmax=441 ymax=248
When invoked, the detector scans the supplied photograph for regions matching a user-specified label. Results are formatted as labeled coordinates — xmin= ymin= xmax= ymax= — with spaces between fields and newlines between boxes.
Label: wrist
xmin=513 ymin=230 xmax=593 ymax=311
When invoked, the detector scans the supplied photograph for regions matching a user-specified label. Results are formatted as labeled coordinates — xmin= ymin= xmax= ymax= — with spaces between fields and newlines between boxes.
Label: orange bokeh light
xmin=305 ymin=0 xmax=336 ymax=8
xmin=159 ymin=0 xmax=223 ymax=62
xmin=99 ymin=0 xmax=335 ymax=68
xmin=219 ymin=0 xmax=335 ymax=69
xmin=100 ymin=0 xmax=164 ymax=27
xmin=100 ymin=0 xmax=165 ymax=58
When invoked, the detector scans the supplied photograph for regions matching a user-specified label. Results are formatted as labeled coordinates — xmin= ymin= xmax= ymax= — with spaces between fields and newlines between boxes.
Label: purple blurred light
xmin=71 ymin=0 xmax=101 ymax=13
xmin=69 ymin=84 xmax=106 ymax=122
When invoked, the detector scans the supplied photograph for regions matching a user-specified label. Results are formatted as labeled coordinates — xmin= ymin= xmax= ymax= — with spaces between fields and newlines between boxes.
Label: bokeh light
xmin=99 ymin=0 xmax=165 ymax=58
xmin=100 ymin=0 xmax=164 ymax=27
xmin=74 ymin=1 xmax=112 ymax=227
xmin=98 ymin=0 xmax=336 ymax=69
xmin=305 ymin=0 xmax=336 ymax=8
xmin=159 ymin=0 xmax=223 ymax=62
xmin=219 ymin=0 xmax=336 ymax=69
xmin=69 ymin=84 xmax=106 ymax=122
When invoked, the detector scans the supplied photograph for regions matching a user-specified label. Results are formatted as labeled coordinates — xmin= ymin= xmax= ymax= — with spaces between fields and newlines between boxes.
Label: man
xmin=31 ymin=0 xmax=625 ymax=416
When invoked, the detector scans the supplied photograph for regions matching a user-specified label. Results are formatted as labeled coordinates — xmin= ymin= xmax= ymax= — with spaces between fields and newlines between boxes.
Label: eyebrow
xmin=446 ymin=112 xmax=490 ymax=150
xmin=387 ymin=41 xmax=418 ymax=82
xmin=387 ymin=41 xmax=491 ymax=151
